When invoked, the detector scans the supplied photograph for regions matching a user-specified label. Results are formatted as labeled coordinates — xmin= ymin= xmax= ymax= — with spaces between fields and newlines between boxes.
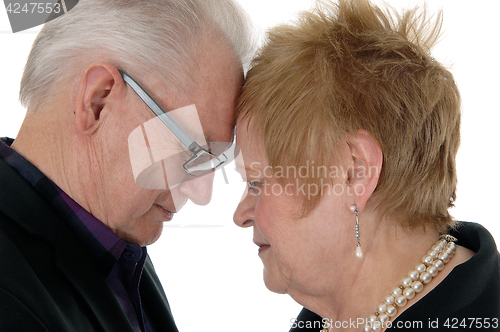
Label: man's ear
xmin=346 ymin=129 xmax=383 ymax=212
xmin=74 ymin=63 xmax=124 ymax=135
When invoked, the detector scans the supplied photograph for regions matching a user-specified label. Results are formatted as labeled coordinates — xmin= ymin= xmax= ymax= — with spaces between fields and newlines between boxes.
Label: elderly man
xmin=0 ymin=0 xmax=251 ymax=331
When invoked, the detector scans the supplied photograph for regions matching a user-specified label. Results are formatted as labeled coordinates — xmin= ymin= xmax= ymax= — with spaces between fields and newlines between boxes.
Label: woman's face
xmin=233 ymin=119 xmax=356 ymax=300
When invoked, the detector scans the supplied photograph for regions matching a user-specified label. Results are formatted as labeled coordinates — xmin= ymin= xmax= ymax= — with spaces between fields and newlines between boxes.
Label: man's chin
xmin=118 ymin=223 xmax=164 ymax=247
xmin=142 ymin=225 xmax=164 ymax=246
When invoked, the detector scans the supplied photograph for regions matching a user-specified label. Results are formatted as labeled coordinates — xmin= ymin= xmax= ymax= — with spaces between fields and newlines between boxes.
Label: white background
xmin=1 ymin=1 xmax=499 ymax=331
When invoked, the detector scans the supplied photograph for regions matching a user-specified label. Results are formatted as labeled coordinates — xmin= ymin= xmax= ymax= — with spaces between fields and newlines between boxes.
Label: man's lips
xmin=156 ymin=204 xmax=175 ymax=221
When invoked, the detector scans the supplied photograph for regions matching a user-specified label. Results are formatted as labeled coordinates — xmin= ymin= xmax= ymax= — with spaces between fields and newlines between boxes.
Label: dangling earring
xmin=350 ymin=205 xmax=363 ymax=259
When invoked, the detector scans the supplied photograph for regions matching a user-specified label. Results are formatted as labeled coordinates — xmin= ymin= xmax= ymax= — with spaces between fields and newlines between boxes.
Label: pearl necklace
xmin=321 ymin=234 xmax=457 ymax=332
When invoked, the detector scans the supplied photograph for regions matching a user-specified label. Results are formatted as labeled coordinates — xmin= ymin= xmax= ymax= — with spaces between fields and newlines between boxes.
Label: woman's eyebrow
xmin=233 ymin=165 xmax=260 ymax=175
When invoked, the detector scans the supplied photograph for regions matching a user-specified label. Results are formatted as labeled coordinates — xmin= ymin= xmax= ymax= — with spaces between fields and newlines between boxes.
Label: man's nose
xmin=177 ymin=172 xmax=216 ymax=205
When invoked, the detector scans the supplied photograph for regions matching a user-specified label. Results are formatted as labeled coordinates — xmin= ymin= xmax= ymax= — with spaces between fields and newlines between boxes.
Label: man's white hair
xmin=20 ymin=0 xmax=254 ymax=111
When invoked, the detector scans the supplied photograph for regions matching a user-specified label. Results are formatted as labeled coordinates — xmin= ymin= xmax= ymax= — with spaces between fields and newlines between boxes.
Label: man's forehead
xmin=194 ymin=42 xmax=242 ymax=126
xmin=197 ymin=107 xmax=236 ymax=142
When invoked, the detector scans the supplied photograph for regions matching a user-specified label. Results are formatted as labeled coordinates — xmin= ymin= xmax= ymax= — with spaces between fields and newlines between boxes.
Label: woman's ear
xmin=346 ymin=129 xmax=383 ymax=212
xmin=74 ymin=63 xmax=124 ymax=135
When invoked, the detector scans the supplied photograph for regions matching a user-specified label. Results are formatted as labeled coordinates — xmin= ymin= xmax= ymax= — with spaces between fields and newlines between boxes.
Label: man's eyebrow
xmin=205 ymin=132 xmax=236 ymax=144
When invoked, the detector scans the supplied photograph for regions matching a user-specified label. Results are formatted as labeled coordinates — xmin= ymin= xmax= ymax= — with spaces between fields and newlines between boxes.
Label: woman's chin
xmin=263 ymin=268 xmax=287 ymax=294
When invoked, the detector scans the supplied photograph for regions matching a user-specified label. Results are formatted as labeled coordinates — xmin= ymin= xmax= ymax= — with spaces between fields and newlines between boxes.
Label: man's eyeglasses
xmin=120 ymin=71 xmax=234 ymax=178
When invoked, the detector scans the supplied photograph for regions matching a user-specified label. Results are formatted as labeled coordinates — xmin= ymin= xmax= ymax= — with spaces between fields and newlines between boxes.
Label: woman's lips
xmin=156 ymin=204 xmax=174 ymax=221
xmin=258 ymin=244 xmax=271 ymax=254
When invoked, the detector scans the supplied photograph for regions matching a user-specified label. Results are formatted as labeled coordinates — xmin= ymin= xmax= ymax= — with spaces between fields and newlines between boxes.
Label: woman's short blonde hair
xmin=238 ymin=0 xmax=461 ymax=231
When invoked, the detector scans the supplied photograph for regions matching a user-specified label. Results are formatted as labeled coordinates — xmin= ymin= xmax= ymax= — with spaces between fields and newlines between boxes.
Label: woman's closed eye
xmin=247 ymin=180 xmax=262 ymax=194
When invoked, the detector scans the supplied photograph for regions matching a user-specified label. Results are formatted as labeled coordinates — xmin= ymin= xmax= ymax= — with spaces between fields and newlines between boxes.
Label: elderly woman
xmin=233 ymin=0 xmax=500 ymax=331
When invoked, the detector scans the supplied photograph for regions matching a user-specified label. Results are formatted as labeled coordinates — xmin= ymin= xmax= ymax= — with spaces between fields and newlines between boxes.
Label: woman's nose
xmin=233 ymin=191 xmax=255 ymax=228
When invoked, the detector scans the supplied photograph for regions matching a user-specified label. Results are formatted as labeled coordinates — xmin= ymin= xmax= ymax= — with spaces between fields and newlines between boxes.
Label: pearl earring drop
xmin=350 ymin=205 xmax=363 ymax=259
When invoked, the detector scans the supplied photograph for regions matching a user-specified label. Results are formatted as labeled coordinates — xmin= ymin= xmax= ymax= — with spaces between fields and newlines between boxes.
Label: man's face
xmin=98 ymin=41 xmax=243 ymax=246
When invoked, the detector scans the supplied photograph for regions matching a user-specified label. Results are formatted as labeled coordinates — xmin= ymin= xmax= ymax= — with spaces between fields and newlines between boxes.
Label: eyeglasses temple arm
xmin=119 ymin=71 xmax=200 ymax=152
